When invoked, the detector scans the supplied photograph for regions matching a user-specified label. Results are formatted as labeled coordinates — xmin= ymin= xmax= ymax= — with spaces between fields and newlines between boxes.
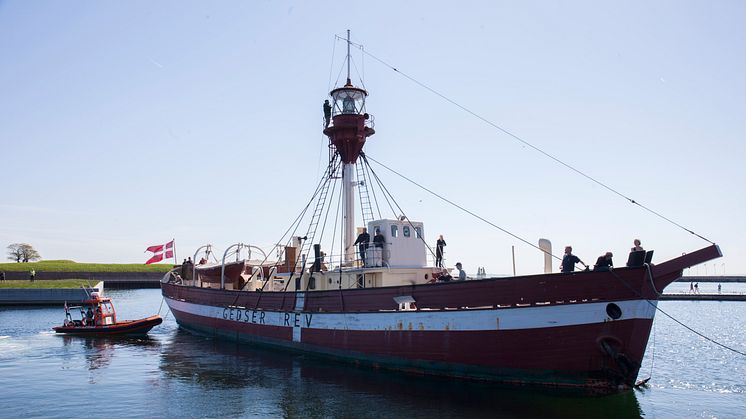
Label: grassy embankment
xmin=0 ymin=260 xmax=172 ymax=288
xmin=0 ymin=260 xmax=173 ymax=273
xmin=0 ymin=280 xmax=95 ymax=289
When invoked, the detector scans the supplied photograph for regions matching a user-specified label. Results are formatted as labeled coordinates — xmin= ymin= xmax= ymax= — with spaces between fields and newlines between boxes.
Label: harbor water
xmin=1 ymin=288 xmax=744 ymax=418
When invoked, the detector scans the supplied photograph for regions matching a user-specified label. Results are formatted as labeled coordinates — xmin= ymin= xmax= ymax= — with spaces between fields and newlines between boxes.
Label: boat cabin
xmin=366 ymin=219 xmax=426 ymax=268
xmin=63 ymin=292 xmax=117 ymax=327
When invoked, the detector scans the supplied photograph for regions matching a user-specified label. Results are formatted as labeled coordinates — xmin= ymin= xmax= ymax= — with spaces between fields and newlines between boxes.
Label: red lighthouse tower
xmin=323 ymin=81 xmax=375 ymax=163
xmin=323 ymin=30 xmax=376 ymax=263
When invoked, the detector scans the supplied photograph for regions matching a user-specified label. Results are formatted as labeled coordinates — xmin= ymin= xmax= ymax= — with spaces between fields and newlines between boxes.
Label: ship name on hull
xmin=222 ymin=307 xmax=312 ymax=328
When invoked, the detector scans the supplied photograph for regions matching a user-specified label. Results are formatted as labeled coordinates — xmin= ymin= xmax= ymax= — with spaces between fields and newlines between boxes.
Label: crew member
xmin=560 ymin=246 xmax=587 ymax=273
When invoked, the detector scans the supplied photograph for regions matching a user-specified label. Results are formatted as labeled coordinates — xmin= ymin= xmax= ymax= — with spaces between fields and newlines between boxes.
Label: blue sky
xmin=1 ymin=1 xmax=744 ymax=276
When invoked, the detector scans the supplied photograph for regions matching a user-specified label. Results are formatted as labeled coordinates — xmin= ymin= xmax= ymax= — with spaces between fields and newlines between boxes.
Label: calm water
xmin=1 ymin=288 xmax=744 ymax=418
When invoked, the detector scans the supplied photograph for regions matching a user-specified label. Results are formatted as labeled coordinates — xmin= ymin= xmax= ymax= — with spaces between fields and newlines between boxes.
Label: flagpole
xmin=172 ymin=238 xmax=177 ymax=265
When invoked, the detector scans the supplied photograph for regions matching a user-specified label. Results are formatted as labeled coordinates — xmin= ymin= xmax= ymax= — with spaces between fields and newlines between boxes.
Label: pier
xmin=677 ymin=276 xmax=746 ymax=283
xmin=660 ymin=293 xmax=746 ymax=301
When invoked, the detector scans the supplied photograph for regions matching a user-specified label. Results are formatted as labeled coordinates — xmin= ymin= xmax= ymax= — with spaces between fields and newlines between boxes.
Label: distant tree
xmin=6 ymin=243 xmax=41 ymax=263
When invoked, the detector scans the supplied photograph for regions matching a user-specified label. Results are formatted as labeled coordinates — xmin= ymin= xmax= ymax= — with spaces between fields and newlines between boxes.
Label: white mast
xmin=342 ymin=29 xmax=356 ymax=264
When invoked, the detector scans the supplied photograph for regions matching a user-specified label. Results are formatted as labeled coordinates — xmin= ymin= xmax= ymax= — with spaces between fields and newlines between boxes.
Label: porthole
xmin=606 ymin=303 xmax=622 ymax=320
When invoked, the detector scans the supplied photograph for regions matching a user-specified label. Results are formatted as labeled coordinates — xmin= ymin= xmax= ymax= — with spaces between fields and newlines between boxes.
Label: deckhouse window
xmin=403 ymin=226 xmax=411 ymax=237
xmin=415 ymin=227 xmax=422 ymax=238
xmin=391 ymin=225 xmax=398 ymax=238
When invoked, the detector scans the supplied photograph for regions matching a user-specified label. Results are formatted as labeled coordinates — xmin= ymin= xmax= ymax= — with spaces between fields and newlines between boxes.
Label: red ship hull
xmin=161 ymin=245 xmax=721 ymax=392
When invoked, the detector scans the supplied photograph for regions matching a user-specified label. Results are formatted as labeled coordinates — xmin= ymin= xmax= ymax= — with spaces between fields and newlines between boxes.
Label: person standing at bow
xmin=560 ymin=246 xmax=587 ymax=273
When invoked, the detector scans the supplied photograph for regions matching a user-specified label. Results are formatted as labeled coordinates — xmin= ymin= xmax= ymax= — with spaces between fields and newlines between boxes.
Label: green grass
xmin=0 ymin=279 xmax=98 ymax=289
xmin=0 ymin=260 xmax=173 ymax=273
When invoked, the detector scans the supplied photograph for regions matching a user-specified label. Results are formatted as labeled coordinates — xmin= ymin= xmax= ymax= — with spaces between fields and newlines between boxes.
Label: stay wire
xmin=283 ymin=158 xmax=343 ymax=293
xmin=365 ymin=158 xmax=398 ymax=219
xmin=354 ymin=45 xmax=714 ymax=245
xmin=362 ymin=155 xmax=442 ymax=262
xmin=366 ymin=155 xmax=560 ymax=262
xmin=362 ymin=153 xmax=383 ymax=219
xmin=245 ymin=155 xmax=338 ymax=303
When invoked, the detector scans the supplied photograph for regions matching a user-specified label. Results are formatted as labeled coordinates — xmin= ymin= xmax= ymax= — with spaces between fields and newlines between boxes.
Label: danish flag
xmin=145 ymin=240 xmax=174 ymax=264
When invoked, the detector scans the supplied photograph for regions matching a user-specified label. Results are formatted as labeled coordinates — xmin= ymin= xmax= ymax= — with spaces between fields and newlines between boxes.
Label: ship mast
xmin=323 ymin=30 xmax=375 ymax=264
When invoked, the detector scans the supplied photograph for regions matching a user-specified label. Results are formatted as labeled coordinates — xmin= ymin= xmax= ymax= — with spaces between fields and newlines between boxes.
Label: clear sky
xmin=1 ymin=1 xmax=744 ymax=276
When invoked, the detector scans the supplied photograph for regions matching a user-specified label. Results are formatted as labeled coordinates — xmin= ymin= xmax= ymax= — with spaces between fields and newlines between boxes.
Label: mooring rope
xmin=608 ymin=269 xmax=746 ymax=357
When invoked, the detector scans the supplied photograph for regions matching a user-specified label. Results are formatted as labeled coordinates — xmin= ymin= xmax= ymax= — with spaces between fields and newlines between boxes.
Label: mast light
xmin=330 ymin=83 xmax=368 ymax=116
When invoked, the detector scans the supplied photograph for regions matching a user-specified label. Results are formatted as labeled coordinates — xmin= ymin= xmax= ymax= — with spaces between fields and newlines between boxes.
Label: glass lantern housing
xmin=330 ymin=85 xmax=367 ymax=116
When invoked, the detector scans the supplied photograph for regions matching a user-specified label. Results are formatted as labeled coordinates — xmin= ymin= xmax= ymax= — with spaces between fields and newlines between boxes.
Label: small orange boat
xmin=53 ymin=292 xmax=162 ymax=336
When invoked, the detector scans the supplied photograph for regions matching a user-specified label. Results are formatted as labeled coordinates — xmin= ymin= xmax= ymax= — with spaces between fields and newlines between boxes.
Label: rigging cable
xmin=364 ymin=154 xmax=739 ymax=355
xmin=345 ymin=40 xmax=714 ymax=245
xmin=366 ymin=155 xmax=560 ymax=262
xmin=283 ymin=158 xmax=342 ymax=293
xmin=366 ymin=152 xmax=741 ymax=357
xmin=362 ymin=154 xmax=446 ymax=263
xmin=362 ymin=152 xmax=383 ymax=219
xmin=243 ymin=155 xmax=338 ymax=304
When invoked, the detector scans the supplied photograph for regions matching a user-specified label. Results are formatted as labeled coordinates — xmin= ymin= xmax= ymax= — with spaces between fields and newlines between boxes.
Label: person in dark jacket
xmin=560 ymin=246 xmax=586 ymax=273
xmin=373 ymin=229 xmax=385 ymax=248
xmin=594 ymin=252 xmax=614 ymax=271
xmin=323 ymin=100 xmax=332 ymax=128
xmin=435 ymin=235 xmax=446 ymax=268
xmin=353 ymin=228 xmax=371 ymax=264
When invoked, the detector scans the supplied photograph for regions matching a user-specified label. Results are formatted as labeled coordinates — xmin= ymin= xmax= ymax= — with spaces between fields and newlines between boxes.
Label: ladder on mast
xmin=295 ymin=165 xmax=335 ymax=275
xmin=356 ymin=159 xmax=375 ymax=227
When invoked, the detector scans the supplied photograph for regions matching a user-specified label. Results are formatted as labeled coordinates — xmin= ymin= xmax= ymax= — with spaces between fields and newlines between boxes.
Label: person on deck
xmin=631 ymin=239 xmax=644 ymax=252
xmin=373 ymin=229 xmax=385 ymax=248
xmin=560 ymin=246 xmax=587 ymax=273
xmin=594 ymin=252 xmax=614 ymax=272
xmin=85 ymin=307 xmax=94 ymax=326
xmin=436 ymin=235 xmax=446 ymax=268
xmin=373 ymin=229 xmax=386 ymax=266
xmin=456 ymin=262 xmax=466 ymax=281
xmin=353 ymin=228 xmax=370 ymax=265
xmin=29 ymin=269 xmax=35 ymax=282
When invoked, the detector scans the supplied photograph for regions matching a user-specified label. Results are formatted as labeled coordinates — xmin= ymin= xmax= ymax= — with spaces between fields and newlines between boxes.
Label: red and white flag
xmin=145 ymin=240 xmax=174 ymax=264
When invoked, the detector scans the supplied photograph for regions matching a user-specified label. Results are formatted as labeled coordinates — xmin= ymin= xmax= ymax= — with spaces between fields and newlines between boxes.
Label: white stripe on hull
xmin=165 ymin=298 xmax=657 ymax=332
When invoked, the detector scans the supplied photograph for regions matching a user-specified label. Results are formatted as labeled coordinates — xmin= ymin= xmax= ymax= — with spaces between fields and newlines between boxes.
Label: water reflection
xmin=160 ymin=331 xmax=643 ymax=418
xmin=60 ymin=334 xmax=161 ymax=385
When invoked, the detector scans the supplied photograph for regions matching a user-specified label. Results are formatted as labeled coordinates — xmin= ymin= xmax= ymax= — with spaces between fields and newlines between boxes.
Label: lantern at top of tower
xmin=322 ymin=30 xmax=375 ymax=165
xmin=330 ymin=80 xmax=368 ymax=116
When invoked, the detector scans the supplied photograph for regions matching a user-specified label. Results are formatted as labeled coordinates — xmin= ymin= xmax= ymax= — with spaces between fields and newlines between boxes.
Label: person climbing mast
xmin=323 ymin=99 xmax=332 ymax=128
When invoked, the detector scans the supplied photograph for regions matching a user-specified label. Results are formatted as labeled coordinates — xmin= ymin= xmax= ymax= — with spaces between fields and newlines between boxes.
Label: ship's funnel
xmin=538 ymin=239 xmax=552 ymax=273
